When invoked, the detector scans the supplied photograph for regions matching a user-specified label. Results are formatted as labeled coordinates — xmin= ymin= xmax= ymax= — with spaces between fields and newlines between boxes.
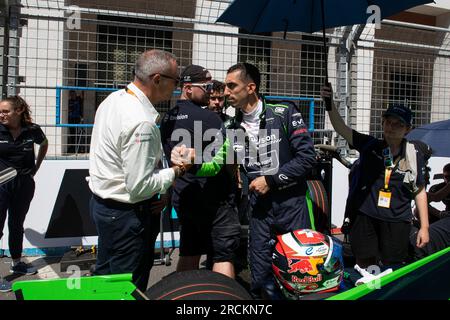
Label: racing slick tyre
xmin=145 ymin=270 xmax=252 ymax=300
xmin=306 ymin=179 xmax=330 ymax=234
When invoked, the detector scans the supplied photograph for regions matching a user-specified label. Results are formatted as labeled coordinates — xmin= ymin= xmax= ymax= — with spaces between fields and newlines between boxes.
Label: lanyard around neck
xmin=383 ymin=153 xmax=401 ymax=190
xmin=126 ymin=86 xmax=137 ymax=98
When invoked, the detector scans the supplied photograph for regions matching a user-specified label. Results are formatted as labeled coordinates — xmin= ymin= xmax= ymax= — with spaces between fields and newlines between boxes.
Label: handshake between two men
xmin=169 ymin=144 xmax=270 ymax=195
xmin=170 ymin=145 xmax=196 ymax=178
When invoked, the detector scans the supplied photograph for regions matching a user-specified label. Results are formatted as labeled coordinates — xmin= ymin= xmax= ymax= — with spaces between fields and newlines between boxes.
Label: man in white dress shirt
xmin=89 ymin=49 xmax=191 ymax=292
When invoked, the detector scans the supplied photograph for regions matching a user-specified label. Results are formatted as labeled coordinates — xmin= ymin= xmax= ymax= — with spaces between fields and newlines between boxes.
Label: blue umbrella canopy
xmin=217 ymin=0 xmax=433 ymax=34
xmin=407 ymin=119 xmax=450 ymax=158
xmin=217 ymin=0 xmax=432 ymax=110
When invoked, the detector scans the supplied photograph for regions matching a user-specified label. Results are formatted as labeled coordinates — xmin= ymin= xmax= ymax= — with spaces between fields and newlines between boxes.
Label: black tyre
xmin=307 ymin=179 xmax=330 ymax=234
xmin=145 ymin=270 xmax=252 ymax=300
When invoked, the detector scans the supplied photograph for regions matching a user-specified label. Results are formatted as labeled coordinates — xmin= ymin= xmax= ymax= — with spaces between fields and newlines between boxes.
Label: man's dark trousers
xmin=90 ymin=194 xmax=160 ymax=292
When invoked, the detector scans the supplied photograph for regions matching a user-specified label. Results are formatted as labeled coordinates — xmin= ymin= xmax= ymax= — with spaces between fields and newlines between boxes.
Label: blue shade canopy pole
xmin=321 ymin=0 xmax=332 ymax=110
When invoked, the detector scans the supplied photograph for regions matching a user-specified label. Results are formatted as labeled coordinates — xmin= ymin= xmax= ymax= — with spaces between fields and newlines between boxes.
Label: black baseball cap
xmin=382 ymin=104 xmax=412 ymax=126
xmin=180 ymin=65 xmax=212 ymax=83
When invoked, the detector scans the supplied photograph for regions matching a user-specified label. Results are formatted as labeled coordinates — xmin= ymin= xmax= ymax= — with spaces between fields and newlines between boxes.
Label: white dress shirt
xmin=89 ymin=82 xmax=175 ymax=203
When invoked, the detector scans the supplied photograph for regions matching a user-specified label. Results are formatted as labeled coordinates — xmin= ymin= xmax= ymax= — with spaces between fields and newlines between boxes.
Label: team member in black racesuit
xmin=0 ymin=96 xmax=48 ymax=289
xmin=224 ymin=63 xmax=317 ymax=299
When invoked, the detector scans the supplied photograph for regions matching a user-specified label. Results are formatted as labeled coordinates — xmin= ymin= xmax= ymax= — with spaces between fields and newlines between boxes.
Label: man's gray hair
xmin=134 ymin=49 xmax=177 ymax=83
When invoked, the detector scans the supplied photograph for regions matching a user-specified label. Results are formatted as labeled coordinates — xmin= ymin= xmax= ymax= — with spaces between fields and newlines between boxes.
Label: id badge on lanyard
xmin=378 ymin=168 xmax=392 ymax=208
xmin=378 ymin=147 xmax=395 ymax=208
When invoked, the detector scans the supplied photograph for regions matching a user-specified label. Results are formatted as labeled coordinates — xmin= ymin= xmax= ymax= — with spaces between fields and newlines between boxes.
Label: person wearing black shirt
xmin=427 ymin=163 xmax=450 ymax=221
xmin=321 ymin=85 xmax=429 ymax=269
xmin=410 ymin=163 xmax=450 ymax=260
xmin=208 ymin=80 xmax=230 ymax=122
xmin=0 ymin=96 xmax=48 ymax=286
xmin=160 ymin=65 xmax=240 ymax=279
xmin=67 ymin=90 xmax=84 ymax=153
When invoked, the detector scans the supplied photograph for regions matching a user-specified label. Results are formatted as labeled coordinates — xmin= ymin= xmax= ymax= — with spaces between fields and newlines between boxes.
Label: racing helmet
xmin=272 ymin=229 xmax=344 ymax=299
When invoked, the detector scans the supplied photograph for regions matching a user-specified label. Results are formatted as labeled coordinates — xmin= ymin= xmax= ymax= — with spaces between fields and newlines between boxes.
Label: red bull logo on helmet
xmin=291 ymin=274 xmax=323 ymax=284
xmin=288 ymin=257 xmax=324 ymax=275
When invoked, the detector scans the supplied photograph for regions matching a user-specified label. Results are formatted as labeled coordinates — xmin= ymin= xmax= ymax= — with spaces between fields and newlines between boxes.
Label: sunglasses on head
xmin=190 ymin=83 xmax=214 ymax=92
